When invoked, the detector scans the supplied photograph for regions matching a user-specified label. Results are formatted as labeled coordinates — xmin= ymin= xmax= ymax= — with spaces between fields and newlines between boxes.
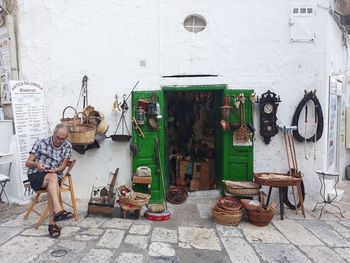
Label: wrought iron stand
xmin=312 ymin=170 xmax=344 ymax=219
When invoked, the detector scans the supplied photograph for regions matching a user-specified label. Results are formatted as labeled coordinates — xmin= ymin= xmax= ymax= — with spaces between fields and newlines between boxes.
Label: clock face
xmin=263 ymin=103 xmax=273 ymax=114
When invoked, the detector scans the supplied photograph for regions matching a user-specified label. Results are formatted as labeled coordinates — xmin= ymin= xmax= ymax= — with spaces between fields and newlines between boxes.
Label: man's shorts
xmin=28 ymin=172 xmax=48 ymax=191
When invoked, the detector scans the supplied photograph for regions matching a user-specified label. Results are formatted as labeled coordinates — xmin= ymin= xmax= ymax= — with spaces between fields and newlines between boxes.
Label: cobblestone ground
xmin=0 ymin=182 xmax=349 ymax=263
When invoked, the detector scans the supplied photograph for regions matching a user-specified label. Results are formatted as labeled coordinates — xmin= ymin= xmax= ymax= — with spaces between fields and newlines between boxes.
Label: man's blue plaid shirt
xmin=27 ymin=136 xmax=72 ymax=179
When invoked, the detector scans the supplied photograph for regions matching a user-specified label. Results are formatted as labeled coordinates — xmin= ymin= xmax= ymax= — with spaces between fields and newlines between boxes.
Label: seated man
xmin=25 ymin=123 xmax=73 ymax=238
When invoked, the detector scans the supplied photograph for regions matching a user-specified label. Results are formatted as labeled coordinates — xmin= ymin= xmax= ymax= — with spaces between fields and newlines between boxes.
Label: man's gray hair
xmin=53 ymin=123 xmax=69 ymax=135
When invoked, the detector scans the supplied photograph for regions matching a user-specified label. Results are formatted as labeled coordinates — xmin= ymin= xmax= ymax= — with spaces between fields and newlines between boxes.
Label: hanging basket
xmin=67 ymin=112 xmax=97 ymax=145
xmin=60 ymin=106 xmax=79 ymax=127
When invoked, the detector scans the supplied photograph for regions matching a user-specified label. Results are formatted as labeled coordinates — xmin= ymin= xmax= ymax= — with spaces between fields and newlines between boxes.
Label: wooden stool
xmin=119 ymin=202 xmax=141 ymax=219
xmin=24 ymin=160 xmax=79 ymax=229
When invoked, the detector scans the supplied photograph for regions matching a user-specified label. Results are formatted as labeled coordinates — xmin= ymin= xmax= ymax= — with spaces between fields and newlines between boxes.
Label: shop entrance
xmin=165 ymin=90 xmax=222 ymax=191
xmin=131 ymin=86 xmax=254 ymax=203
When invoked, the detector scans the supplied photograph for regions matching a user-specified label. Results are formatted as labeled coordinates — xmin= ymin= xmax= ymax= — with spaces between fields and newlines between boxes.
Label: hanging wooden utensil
xmin=304 ymin=105 xmax=308 ymax=160
xmin=233 ymin=96 xmax=251 ymax=144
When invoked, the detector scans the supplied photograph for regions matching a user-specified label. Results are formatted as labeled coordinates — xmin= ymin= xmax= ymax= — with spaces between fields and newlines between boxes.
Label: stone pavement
xmin=0 ymin=183 xmax=349 ymax=263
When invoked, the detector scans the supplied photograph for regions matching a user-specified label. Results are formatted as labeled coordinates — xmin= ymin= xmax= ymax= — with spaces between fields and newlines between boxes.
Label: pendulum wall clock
xmin=258 ymin=90 xmax=281 ymax=144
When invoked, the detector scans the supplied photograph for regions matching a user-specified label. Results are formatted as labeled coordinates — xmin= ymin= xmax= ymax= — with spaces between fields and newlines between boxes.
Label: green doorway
xmin=131 ymin=85 xmax=254 ymax=203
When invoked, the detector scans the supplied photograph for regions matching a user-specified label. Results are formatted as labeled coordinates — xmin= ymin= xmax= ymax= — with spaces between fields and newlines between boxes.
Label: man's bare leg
xmin=42 ymin=173 xmax=62 ymax=214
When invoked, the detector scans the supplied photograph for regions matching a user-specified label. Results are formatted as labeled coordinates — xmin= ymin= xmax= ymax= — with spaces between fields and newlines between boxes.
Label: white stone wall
xmin=15 ymin=0 xmax=348 ymax=198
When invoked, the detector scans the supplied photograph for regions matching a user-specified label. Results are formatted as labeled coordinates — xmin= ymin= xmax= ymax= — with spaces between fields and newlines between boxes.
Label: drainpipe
xmin=6 ymin=14 xmax=18 ymax=80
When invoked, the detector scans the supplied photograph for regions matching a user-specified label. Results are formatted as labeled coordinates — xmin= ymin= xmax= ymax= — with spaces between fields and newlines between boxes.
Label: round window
xmin=183 ymin=14 xmax=207 ymax=33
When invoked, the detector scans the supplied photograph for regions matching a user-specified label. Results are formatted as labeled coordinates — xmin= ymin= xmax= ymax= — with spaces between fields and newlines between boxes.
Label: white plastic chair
xmin=0 ymin=152 xmax=13 ymax=209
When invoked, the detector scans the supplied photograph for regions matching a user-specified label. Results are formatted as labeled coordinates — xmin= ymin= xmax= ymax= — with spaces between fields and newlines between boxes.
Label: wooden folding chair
xmin=23 ymin=159 xmax=79 ymax=229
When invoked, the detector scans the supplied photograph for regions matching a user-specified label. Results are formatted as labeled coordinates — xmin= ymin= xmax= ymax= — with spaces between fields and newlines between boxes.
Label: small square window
xmin=293 ymin=8 xmax=299 ymax=14
xmin=307 ymin=8 xmax=313 ymax=14
xmin=300 ymin=8 xmax=306 ymax=14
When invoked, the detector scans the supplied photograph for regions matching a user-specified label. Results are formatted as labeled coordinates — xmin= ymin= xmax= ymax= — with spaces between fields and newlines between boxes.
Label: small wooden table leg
xmin=279 ymin=187 xmax=284 ymax=220
xmin=297 ymin=182 xmax=305 ymax=218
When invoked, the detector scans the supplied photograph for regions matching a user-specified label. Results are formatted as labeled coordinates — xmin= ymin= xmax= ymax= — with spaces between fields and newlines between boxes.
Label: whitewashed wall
xmin=15 ymin=0 xmax=348 ymax=198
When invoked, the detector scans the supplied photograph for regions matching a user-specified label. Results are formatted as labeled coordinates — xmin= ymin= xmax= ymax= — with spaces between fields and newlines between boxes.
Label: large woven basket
xmin=67 ymin=112 xmax=97 ymax=145
xmin=246 ymin=204 xmax=276 ymax=226
xmin=223 ymin=180 xmax=261 ymax=195
xmin=212 ymin=206 xmax=242 ymax=226
xmin=60 ymin=106 xmax=79 ymax=127
xmin=118 ymin=185 xmax=151 ymax=207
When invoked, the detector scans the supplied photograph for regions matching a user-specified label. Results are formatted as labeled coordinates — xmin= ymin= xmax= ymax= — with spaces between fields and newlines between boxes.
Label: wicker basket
xmin=246 ymin=204 xmax=276 ymax=226
xmin=118 ymin=185 xmax=151 ymax=207
xmin=67 ymin=112 xmax=97 ymax=145
xmin=217 ymin=197 xmax=242 ymax=211
xmin=223 ymin=180 xmax=261 ymax=195
xmin=60 ymin=106 xmax=79 ymax=127
xmin=212 ymin=206 xmax=242 ymax=226
xmin=214 ymin=204 xmax=243 ymax=215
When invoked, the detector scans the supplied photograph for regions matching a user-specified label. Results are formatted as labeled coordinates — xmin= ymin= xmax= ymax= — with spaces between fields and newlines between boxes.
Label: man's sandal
xmin=48 ymin=224 xmax=61 ymax=238
xmin=54 ymin=210 xmax=74 ymax=222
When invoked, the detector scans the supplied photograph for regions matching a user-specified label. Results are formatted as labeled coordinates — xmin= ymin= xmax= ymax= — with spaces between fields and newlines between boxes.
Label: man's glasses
xmin=53 ymin=135 xmax=67 ymax=142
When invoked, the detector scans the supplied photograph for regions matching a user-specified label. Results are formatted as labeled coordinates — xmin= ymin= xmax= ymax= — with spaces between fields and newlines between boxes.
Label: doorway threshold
xmin=188 ymin=189 xmax=221 ymax=199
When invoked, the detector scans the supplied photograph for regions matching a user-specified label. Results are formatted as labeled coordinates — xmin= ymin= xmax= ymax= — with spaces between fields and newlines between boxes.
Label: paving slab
xmin=253 ymin=243 xmax=312 ymax=263
xmin=215 ymin=224 xmax=243 ymax=238
xmin=0 ymin=227 xmax=23 ymax=245
xmin=79 ymin=227 xmax=104 ymax=235
xmin=272 ymin=219 xmax=323 ymax=245
xmin=238 ymin=221 xmax=289 ymax=244
xmin=221 ymin=237 xmax=260 ymax=263
xmin=116 ymin=252 xmax=144 ymax=263
xmin=148 ymin=242 xmax=176 ymax=257
xmin=101 ymin=218 xmax=133 ymax=229
xmin=300 ymin=245 xmax=348 ymax=263
xmin=129 ymin=223 xmax=151 ymax=235
xmin=124 ymin=234 xmax=149 ymax=249
xmin=0 ymin=236 xmax=56 ymax=262
xmin=97 ymin=228 xmax=125 ymax=249
xmin=197 ymin=202 xmax=214 ymax=219
xmin=334 ymin=247 xmax=350 ymax=262
xmin=326 ymin=220 xmax=350 ymax=239
xmin=36 ymin=239 xmax=87 ymax=263
xmin=178 ymin=226 xmax=221 ymax=250
xmin=75 ymin=234 xmax=100 ymax=241
xmin=21 ymin=225 xmax=80 ymax=238
xmin=300 ymin=220 xmax=350 ymax=247
xmin=77 ymin=216 xmax=107 ymax=228
xmin=151 ymin=227 xmax=177 ymax=243
xmin=149 ymin=256 xmax=179 ymax=263
xmin=80 ymin=248 xmax=114 ymax=263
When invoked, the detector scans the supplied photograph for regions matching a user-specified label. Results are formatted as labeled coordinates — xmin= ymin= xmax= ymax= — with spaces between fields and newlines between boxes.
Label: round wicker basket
xmin=212 ymin=206 xmax=242 ymax=226
xmin=118 ymin=185 xmax=151 ymax=207
xmin=246 ymin=208 xmax=275 ymax=226
xmin=214 ymin=204 xmax=243 ymax=215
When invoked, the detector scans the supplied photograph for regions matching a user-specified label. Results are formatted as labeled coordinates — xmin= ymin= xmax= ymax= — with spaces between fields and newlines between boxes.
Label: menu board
xmin=10 ymin=81 xmax=48 ymax=194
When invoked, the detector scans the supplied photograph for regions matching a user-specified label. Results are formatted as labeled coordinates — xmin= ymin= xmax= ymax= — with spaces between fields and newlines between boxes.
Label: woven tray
xmin=223 ymin=180 xmax=261 ymax=195
xmin=217 ymin=197 xmax=242 ymax=211
xmin=254 ymin=172 xmax=301 ymax=187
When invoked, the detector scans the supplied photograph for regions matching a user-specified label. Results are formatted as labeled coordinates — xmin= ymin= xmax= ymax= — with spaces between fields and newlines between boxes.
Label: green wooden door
xmin=132 ymin=90 xmax=165 ymax=203
xmin=221 ymin=89 xmax=254 ymax=193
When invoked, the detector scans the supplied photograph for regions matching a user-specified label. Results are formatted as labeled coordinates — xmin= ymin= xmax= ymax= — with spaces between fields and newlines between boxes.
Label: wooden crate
xmin=133 ymin=176 xmax=152 ymax=184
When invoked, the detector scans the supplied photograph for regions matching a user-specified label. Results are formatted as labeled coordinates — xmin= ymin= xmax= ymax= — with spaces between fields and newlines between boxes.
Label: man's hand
xmin=36 ymin=162 xmax=46 ymax=172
